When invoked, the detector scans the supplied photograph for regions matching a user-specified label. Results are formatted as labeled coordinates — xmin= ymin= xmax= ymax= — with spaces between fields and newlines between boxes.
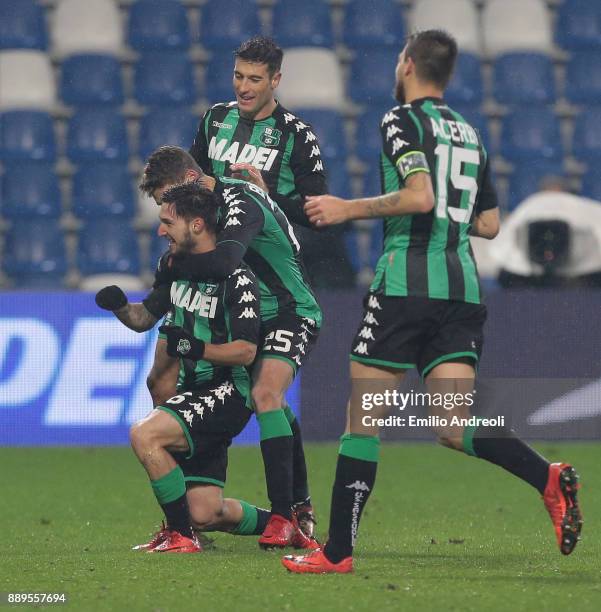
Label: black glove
xmin=159 ymin=325 xmax=206 ymax=361
xmin=152 ymin=251 xmax=179 ymax=289
xmin=95 ymin=285 xmax=128 ymax=311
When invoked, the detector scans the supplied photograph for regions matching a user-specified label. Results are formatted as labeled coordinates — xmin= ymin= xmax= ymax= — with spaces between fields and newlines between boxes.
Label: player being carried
xmin=140 ymin=146 xmax=321 ymax=550
xmin=282 ymin=30 xmax=583 ymax=574
xmin=96 ymin=184 xmax=269 ymax=552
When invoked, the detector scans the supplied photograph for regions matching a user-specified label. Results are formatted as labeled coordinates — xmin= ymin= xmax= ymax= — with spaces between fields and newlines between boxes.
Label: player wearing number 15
xmin=284 ymin=30 xmax=582 ymax=574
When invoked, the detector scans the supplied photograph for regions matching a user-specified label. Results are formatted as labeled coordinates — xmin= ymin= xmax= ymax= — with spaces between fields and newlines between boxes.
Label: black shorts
xmin=349 ymin=293 xmax=487 ymax=378
xmin=158 ymin=380 xmax=251 ymax=488
xmin=259 ymin=313 xmax=319 ymax=374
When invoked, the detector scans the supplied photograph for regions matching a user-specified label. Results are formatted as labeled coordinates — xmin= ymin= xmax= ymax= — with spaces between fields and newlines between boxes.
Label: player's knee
xmin=251 ymin=385 xmax=281 ymax=412
xmin=190 ymin=501 xmax=225 ymax=530
xmin=129 ymin=420 xmax=160 ymax=454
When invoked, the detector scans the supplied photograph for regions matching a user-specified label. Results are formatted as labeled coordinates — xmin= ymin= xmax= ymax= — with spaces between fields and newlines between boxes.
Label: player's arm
xmin=189 ymin=109 xmax=213 ymax=175
xmin=94 ymin=285 xmax=170 ymax=332
xmin=304 ymin=109 xmax=434 ymax=225
xmin=470 ymin=158 xmax=500 ymax=240
xmin=159 ymin=269 xmax=260 ymax=366
xmin=168 ymin=193 xmax=264 ymax=282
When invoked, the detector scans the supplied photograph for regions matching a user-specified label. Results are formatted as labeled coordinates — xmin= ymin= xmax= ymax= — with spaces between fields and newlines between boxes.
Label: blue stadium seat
xmin=573 ymin=106 xmax=601 ymax=162
xmin=450 ymin=105 xmax=492 ymax=151
xmin=3 ymin=219 xmax=67 ymax=283
xmin=566 ymin=52 xmax=601 ymax=104
xmin=128 ymin=0 xmax=190 ymax=52
xmin=493 ymin=53 xmax=556 ymax=105
xmin=134 ymin=52 xmax=196 ymax=106
xmin=0 ymin=111 xmax=56 ymax=161
xmin=507 ymin=160 xmax=565 ymax=210
xmin=556 ymin=0 xmax=601 ymax=51
xmin=293 ymin=109 xmax=347 ymax=163
xmin=325 ymin=160 xmax=352 ymax=200
xmin=581 ymin=168 xmax=601 ymax=202
xmin=355 ymin=106 xmax=392 ymax=163
xmin=0 ymin=0 xmax=47 ymax=50
xmin=343 ymin=226 xmax=361 ymax=273
xmin=349 ymin=46 xmax=398 ymax=104
xmin=60 ymin=54 xmax=124 ymax=107
xmin=272 ymin=0 xmax=334 ymax=48
xmin=77 ymin=219 xmax=140 ymax=275
xmin=500 ymin=107 xmax=562 ymax=163
xmin=361 ymin=158 xmax=382 ymax=198
xmin=445 ymin=53 xmax=483 ymax=106
xmin=204 ymin=53 xmax=235 ymax=103
xmin=1 ymin=163 xmax=61 ymax=219
xmin=67 ymin=108 xmax=129 ymax=162
xmin=72 ymin=163 xmax=135 ymax=219
xmin=343 ymin=0 xmax=404 ymax=48
xmin=139 ymin=108 xmax=198 ymax=161
xmin=149 ymin=228 xmax=167 ymax=271
xmin=200 ymin=0 xmax=262 ymax=49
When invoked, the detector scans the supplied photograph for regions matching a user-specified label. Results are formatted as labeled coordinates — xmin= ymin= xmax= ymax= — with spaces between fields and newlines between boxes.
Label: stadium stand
xmin=0 ymin=0 xmax=48 ymax=51
xmin=556 ymin=0 xmax=601 ymax=51
xmin=52 ymin=0 xmax=123 ymax=56
xmin=507 ymin=161 xmax=566 ymax=211
xmin=1 ymin=162 xmax=61 ymax=219
xmin=72 ymin=163 xmax=136 ymax=220
xmin=581 ymin=168 xmax=601 ymax=202
xmin=277 ymin=48 xmax=344 ymax=109
xmin=272 ymin=0 xmax=334 ymax=49
xmin=342 ymin=0 xmax=404 ymax=48
xmin=572 ymin=106 xmax=601 ymax=163
xmin=128 ymin=0 xmax=191 ymax=52
xmin=493 ymin=53 xmax=556 ymax=105
xmin=0 ymin=110 xmax=56 ymax=161
xmin=348 ymin=46 xmax=399 ymax=105
xmin=138 ymin=108 xmax=198 ymax=162
xmin=204 ymin=52 xmax=237 ymax=104
xmin=445 ymin=53 xmax=484 ymax=106
xmin=409 ymin=0 xmax=480 ymax=54
xmin=483 ymin=0 xmax=554 ymax=55
xmin=0 ymin=50 xmax=55 ymax=110
xmin=60 ymin=54 xmax=124 ymax=107
xmin=199 ymin=0 xmax=263 ymax=50
xmin=67 ymin=108 xmax=129 ymax=162
xmin=565 ymin=51 xmax=601 ymax=105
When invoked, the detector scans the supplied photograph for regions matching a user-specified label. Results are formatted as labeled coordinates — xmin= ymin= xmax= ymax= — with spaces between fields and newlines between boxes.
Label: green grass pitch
xmin=2 ymin=443 xmax=600 ymax=611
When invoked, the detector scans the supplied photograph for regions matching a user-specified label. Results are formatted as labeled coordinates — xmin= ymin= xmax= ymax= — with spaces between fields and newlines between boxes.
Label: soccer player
xmin=96 ymin=184 xmax=268 ymax=553
xmin=282 ymin=30 xmax=583 ymax=574
xmin=141 ymin=146 xmax=321 ymax=549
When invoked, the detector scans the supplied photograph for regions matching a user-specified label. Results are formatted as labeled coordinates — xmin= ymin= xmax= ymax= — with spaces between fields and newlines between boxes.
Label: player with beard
xmin=282 ymin=30 xmax=582 ymax=574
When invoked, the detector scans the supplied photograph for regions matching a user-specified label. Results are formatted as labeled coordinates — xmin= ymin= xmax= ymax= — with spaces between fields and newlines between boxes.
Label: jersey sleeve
xmin=381 ymin=108 xmax=430 ymax=182
xmin=189 ymin=108 xmax=213 ymax=176
xmin=475 ymin=156 xmax=498 ymax=213
xmin=289 ymin=122 xmax=328 ymax=197
xmin=224 ymin=268 xmax=261 ymax=345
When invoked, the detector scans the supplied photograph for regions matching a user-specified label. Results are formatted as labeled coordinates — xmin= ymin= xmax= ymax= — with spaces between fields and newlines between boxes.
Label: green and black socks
xmin=151 ymin=465 xmax=193 ymax=538
xmin=231 ymin=500 xmax=271 ymax=536
xmin=257 ymin=409 xmax=294 ymax=519
xmin=283 ymin=405 xmax=310 ymax=505
xmin=324 ymin=434 xmax=380 ymax=564
xmin=463 ymin=422 xmax=549 ymax=494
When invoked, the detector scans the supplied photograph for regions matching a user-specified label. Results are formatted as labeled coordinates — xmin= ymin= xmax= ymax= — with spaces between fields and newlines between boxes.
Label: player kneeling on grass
xmin=95 ymin=184 xmax=270 ymax=553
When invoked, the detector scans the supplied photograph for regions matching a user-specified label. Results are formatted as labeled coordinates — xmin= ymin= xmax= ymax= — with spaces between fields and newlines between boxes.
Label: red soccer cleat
xmin=290 ymin=516 xmax=320 ymax=550
xmin=132 ymin=521 xmax=169 ymax=551
xmin=543 ymin=463 xmax=583 ymax=555
xmin=258 ymin=514 xmax=296 ymax=549
xmin=282 ymin=548 xmax=353 ymax=574
xmin=293 ymin=501 xmax=316 ymax=539
xmin=150 ymin=530 xmax=202 ymax=554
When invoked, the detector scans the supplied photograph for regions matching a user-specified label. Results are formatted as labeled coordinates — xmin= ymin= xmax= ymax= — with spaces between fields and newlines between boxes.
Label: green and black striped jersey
xmin=161 ymin=265 xmax=260 ymax=398
xmin=190 ymin=101 xmax=327 ymax=204
xmin=372 ymin=96 xmax=498 ymax=304
xmin=213 ymin=176 xmax=322 ymax=325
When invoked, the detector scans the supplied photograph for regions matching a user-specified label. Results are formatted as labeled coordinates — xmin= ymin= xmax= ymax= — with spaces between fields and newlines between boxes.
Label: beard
xmin=172 ymin=230 xmax=195 ymax=257
xmin=394 ymin=79 xmax=405 ymax=104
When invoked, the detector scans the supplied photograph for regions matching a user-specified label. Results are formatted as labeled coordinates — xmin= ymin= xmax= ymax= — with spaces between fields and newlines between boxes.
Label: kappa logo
xmin=224 ymin=217 xmax=242 ymax=228
xmin=211 ymin=381 xmax=235 ymax=402
xmin=363 ymin=312 xmax=379 ymax=326
xmin=367 ymin=295 xmax=382 ymax=310
xmin=181 ymin=409 xmax=194 ymax=426
xmin=313 ymin=160 xmax=323 ymax=172
xmin=191 ymin=402 xmax=205 ymax=419
xmin=354 ymin=342 xmax=369 ymax=355
xmin=309 ymin=145 xmax=320 ymax=158
xmin=226 ymin=206 xmax=245 ymax=217
xmin=386 ymin=125 xmax=403 ymax=140
xmin=305 ymin=131 xmax=316 ymax=143
xmin=358 ymin=327 xmax=375 ymax=341
xmin=260 ymin=126 xmax=281 ymax=147
xmin=295 ymin=121 xmax=308 ymax=132
xmin=212 ymin=121 xmax=233 ymax=129
xmin=235 ymin=275 xmax=252 ymax=288
xmin=382 ymin=111 xmax=398 ymax=125
xmin=392 ymin=138 xmax=410 ymax=155
xmin=238 ymin=307 xmax=257 ymax=319
xmin=238 ymin=291 xmax=256 ymax=303
xmin=346 ymin=481 xmax=370 ymax=492
xmin=283 ymin=112 xmax=297 ymax=124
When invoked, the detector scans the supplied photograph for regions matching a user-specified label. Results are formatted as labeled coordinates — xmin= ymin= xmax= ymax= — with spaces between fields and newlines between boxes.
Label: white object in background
xmin=0 ymin=51 xmax=56 ymax=111
xmin=277 ymin=48 xmax=345 ymax=110
xmin=52 ymin=0 xmax=123 ymax=56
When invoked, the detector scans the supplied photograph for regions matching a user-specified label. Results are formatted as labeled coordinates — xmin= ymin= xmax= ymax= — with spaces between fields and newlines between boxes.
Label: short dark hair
xmin=405 ymin=29 xmax=458 ymax=89
xmin=234 ymin=36 xmax=283 ymax=77
xmin=139 ymin=146 xmax=202 ymax=196
xmin=161 ymin=181 xmax=219 ymax=234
